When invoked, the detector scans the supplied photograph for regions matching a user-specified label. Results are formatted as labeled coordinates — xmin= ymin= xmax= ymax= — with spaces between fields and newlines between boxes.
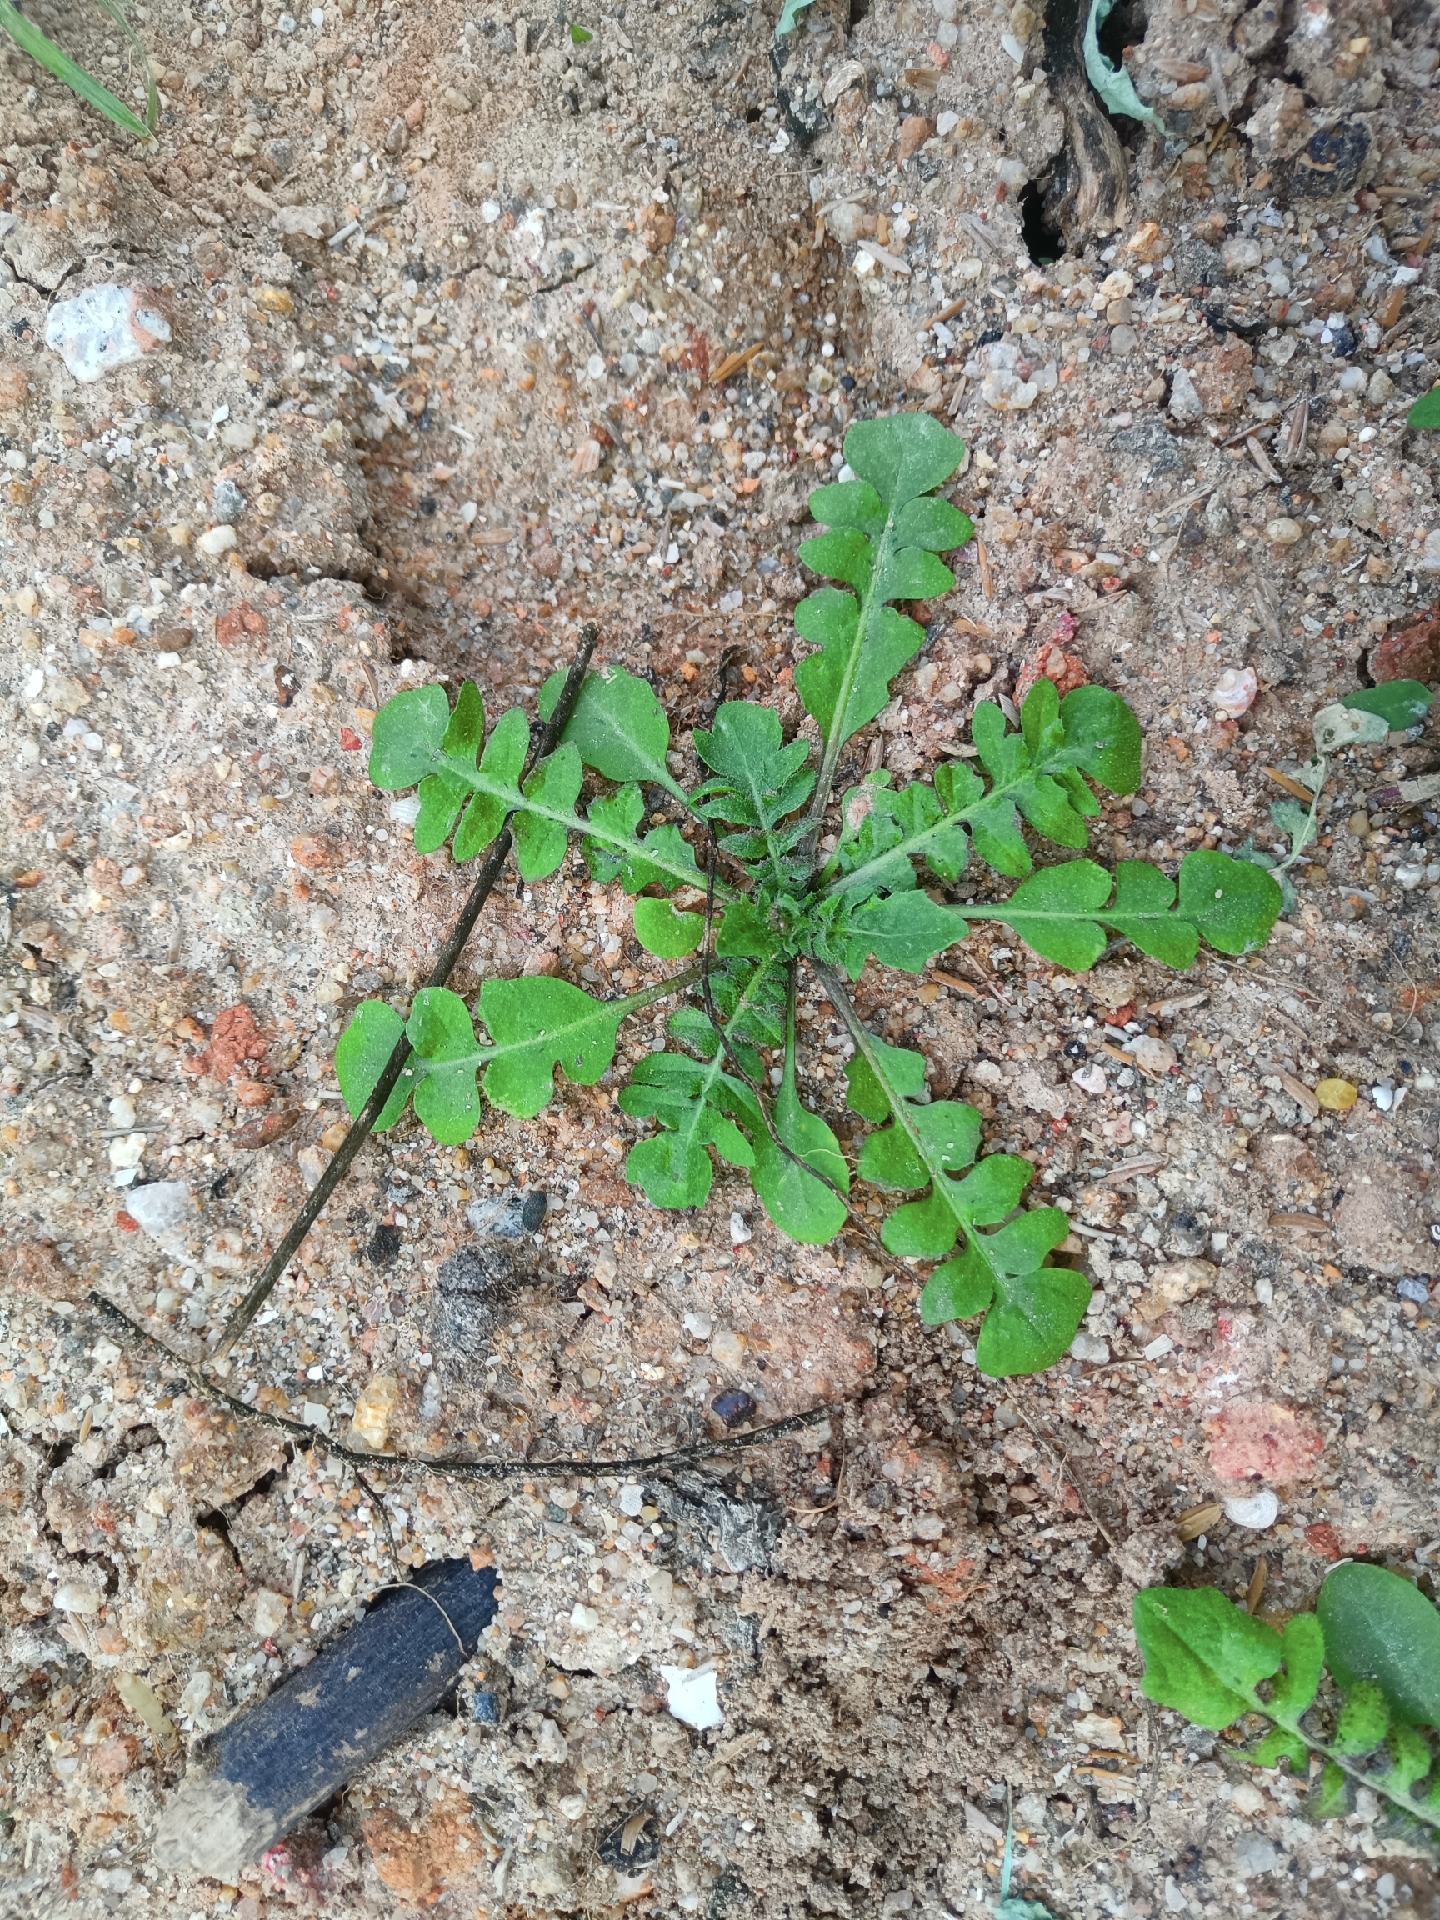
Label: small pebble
xmin=1265 ymin=517 xmax=1304 ymax=546
xmin=1396 ymin=1277 xmax=1430 ymax=1304
xmin=711 ymin=1387 xmax=756 ymax=1428
xmin=1222 ymin=1488 xmax=1280 ymax=1530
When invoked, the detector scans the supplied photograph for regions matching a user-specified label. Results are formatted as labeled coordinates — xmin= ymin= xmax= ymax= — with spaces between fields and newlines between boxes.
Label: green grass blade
xmin=0 ymin=0 xmax=157 ymax=139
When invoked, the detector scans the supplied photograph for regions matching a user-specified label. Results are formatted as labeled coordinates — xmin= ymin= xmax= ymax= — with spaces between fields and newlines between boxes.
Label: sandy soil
xmin=2 ymin=0 xmax=1439 ymax=1911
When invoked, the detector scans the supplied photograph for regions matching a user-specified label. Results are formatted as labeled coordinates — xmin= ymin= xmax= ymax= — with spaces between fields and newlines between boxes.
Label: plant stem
xmin=95 ymin=1291 xmax=831 ymax=1480
xmin=212 ymin=625 xmax=600 ymax=1362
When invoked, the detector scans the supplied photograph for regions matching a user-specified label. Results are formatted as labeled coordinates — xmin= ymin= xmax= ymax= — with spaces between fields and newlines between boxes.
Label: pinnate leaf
xmin=751 ymin=1078 xmax=850 ymax=1244
xmin=843 ymin=411 xmax=966 ymax=507
xmin=633 ymin=896 xmax=705 ymax=957
xmin=842 ymin=889 xmax=963 ymax=974
xmin=513 ymin=742 xmax=583 ymax=880
xmin=1335 ymin=1680 xmax=1391 ymax=1756
xmin=1132 ymin=1586 xmax=1282 ymax=1729
xmin=1270 ymin=1612 xmax=1324 ymax=1723
xmin=477 ymin=975 xmax=635 ymax=1118
xmin=1342 ymin=680 xmax=1432 ymax=730
xmin=1251 ymin=1727 xmax=1308 ymax=1772
xmin=1382 ymin=1723 xmax=1434 ymax=1797
xmin=369 ymin=683 xmax=450 ymax=789
xmin=407 ymin=986 xmax=482 ymax=1145
xmin=1317 ymin=1563 xmax=1440 ymax=1728
xmin=335 ymin=998 xmax=416 ymax=1130
xmin=1175 ymin=850 xmax=1284 ymax=956
xmin=968 ymin=851 xmax=1281 ymax=972
xmin=584 ymin=784 xmax=700 ymax=893
xmin=538 ymin=663 xmax=681 ymax=791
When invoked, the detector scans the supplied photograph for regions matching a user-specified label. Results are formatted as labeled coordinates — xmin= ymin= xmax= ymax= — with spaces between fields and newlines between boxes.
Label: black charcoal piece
xmin=154 ymin=1559 xmax=498 ymax=1880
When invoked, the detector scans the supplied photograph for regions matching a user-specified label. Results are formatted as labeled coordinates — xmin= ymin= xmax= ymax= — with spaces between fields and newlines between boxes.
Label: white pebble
xmin=197 ymin=524 xmax=239 ymax=557
xmin=44 ymin=284 xmax=171 ymax=384
xmin=1222 ymin=1488 xmax=1279 ymax=1530
xmin=659 ymin=1664 xmax=723 ymax=1730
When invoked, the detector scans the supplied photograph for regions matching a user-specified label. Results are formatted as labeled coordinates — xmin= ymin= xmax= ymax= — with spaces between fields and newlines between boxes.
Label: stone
xmin=1205 ymin=1401 xmax=1323 ymax=1484
xmin=1191 ymin=339 xmax=1254 ymax=415
xmin=252 ymin=1589 xmax=289 ymax=1637
xmin=1232 ymin=1832 xmax=1279 ymax=1879
xmin=198 ymin=524 xmax=240 ymax=557
xmin=1370 ymin=609 xmax=1440 ymax=685
xmin=348 ymin=1373 xmax=400 ymax=1451
xmin=659 ymin=1664 xmax=723 ymax=1730
xmin=124 ymin=1180 xmax=193 ymax=1241
xmin=825 ymin=202 xmax=868 ymax=244
xmin=898 ymin=115 xmax=932 ymax=162
xmin=1265 ymin=517 xmax=1303 ymax=545
xmin=1220 ymin=237 xmax=1263 ymax=275
xmin=44 ymin=285 xmax=172 ymax=384
xmin=1169 ymin=367 xmax=1205 ymax=422
xmin=1334 ymin=1157 xmax=1440 ymax=1276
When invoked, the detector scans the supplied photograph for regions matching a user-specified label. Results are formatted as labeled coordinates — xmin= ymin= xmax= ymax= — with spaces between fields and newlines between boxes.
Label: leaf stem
xmin=212 ymin=625 xmax=600 ymax=1361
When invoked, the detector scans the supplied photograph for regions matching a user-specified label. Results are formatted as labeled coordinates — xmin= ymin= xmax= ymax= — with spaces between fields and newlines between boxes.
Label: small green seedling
xmin=1135 ymin=1563 xmax=1440 ymax=1831
xmin=0 ymin=0 xmax=157 ymax=139
xmin=339 ymin=411 xmax=1283 ymax=1379
xmin=1408 ymin=386 xmax=1440 ymax=431
xmin=568 ymin=21 xmax=592 ymax=43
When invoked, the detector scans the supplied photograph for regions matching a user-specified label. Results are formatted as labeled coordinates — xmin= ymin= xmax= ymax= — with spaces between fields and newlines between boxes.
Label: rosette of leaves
xmin=1134 ymin=1564 xmax=1440 ymax=1830
xmin=337 ymin=410 xmax=1282 ymax=1379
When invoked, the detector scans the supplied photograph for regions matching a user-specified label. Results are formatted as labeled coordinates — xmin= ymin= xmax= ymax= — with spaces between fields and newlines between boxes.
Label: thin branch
xmin=92 ymin=1291 xmax=832 ymax=1479
xmin=212 ymin=625 xmax=600 ymax=1360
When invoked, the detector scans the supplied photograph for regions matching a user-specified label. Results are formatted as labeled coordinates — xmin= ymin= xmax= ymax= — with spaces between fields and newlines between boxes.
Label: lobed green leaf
xmin=335 ymin=999 xmax=417 ymax=1131
xmin=478 ymin=975 xmax=636 ymax=1119
xmin=407 ymin=986 xmax=482 ymax=1145
xmin=1270 ymin=1612 xmax=1324 ymax=1724
xmin=1132 ymin=1587 xmax=1282 ymax=1729
xmin=1334 ymin=1680 xmax=1392 ymax=1756
xmin=538 ymin=663 xmax=682 ymax=793
xmin=633 ymin=896 xmax=705 ymax=958
xmin=1251 ymin=1727 xmax=1309 ymax=1772
xmin=960 ymin=852 xmax=1282 ymax=972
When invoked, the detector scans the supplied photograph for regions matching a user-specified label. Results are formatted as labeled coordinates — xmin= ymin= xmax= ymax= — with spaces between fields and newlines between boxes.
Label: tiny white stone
xmin=1143 ymin=1334 xmax=1174 ymax=1360
xmin=197 ymin=524 xmax=239 ymax=557
xmin=1223 ymin=1488 xmax=1280 ymax=1530
xmin=729 ymin=1209 xmax=753 ymax=1245
xmin=659 ymin=1664 xmax=723 ymax=1730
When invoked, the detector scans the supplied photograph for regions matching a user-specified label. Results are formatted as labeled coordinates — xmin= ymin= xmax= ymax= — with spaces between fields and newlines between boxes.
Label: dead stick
xmin=93 ymin=1291 xmax=831 ymax=1478
xmin=212 ymin=624 xmax=600 ymax=1359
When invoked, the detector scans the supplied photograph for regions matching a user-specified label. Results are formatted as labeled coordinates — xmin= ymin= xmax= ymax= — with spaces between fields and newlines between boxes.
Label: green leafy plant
xmin=1134 ymin=1564 xmax=1440 ymax=1831
xmin=338 ymin=411 xmax=1283 ymax=1378
xmin=0 ymin=0 xmax=157 ymax=139
xmin=1408 ymin=385 xmax=1440 ymax=431
xmin=775 ymin=0 xmax=815 ymax=34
